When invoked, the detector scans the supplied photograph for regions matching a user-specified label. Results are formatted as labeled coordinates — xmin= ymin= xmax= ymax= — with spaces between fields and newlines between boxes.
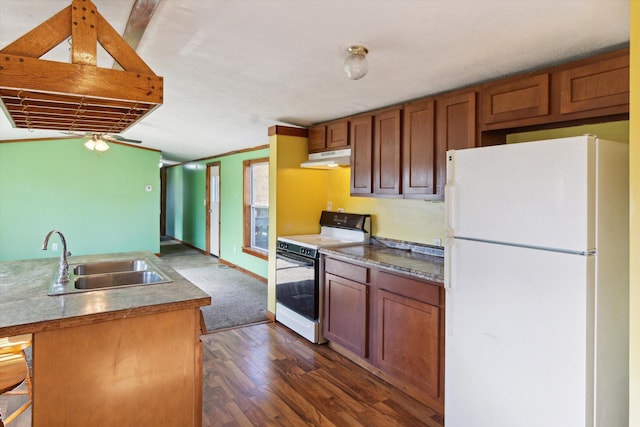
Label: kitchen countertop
xmin=0 ymin=251 xmax=211 ymax=337
xmin=319 ymin=244 xmax=445 ymax=284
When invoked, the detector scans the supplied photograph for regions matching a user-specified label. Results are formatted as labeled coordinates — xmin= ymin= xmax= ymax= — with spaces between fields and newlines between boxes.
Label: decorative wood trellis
xmin=0 ymin=0 xmax=163 ymax=134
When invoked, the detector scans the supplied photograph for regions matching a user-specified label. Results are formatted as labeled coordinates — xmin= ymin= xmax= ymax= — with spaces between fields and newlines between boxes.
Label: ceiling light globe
xmin=84 ymin=139 xmax=97 ymax=151
xmin=95 ymin=139 xmax=110 ymax=152
xmin=344 ymin=45 xmax=369 ymax=80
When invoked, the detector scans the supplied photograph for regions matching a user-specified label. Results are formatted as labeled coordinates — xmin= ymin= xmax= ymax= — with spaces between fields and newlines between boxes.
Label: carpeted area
xmin=159 ymin=241 xmax=268 ymax=332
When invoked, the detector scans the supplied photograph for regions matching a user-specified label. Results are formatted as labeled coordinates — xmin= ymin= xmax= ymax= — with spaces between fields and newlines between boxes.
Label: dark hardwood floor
xmin=1 ymin=322 xmax=443 ymax=426
xmin=202 ymin=322 xmax=444 ymax=426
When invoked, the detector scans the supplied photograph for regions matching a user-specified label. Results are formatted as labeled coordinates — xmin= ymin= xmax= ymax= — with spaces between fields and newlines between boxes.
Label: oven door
xmin=275 ymin=250 xmax=319 ymax=321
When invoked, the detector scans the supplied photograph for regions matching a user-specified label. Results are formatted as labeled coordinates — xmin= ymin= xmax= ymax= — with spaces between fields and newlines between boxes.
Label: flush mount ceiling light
xmin=84 ymin=133 xmax=110 ymax=152
xmin=0 ymin=0 xmax=163 ymax=134
xmin=344 ymin=45 xmax=369 ymax=80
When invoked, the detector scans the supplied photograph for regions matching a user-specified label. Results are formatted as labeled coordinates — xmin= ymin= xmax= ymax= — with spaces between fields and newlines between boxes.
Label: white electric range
xmin=275 ymin=211 xmax=370 ymax=343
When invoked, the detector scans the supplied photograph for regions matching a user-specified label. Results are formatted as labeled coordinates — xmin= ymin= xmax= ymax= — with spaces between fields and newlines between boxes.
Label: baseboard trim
xmin=160 ymin=237 xmax=267 ymax=284
xmin=218 ymin=258 xmax=267 ymax=283
xmin=160 ymin=236 xmax=207 ymax=255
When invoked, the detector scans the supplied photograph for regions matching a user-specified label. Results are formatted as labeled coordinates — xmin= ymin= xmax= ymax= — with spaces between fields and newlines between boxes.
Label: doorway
xmin=206 ymin=162 xmax=221 ymax=257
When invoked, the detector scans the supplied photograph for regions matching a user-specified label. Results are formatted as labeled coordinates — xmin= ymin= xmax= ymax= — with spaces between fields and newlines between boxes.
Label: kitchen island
xmin=0 ymin=251 xmax=211 ymax=426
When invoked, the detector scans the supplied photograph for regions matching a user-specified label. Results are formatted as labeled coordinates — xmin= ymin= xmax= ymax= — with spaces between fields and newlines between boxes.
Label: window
xmin=243 ymin=158 xmax=269 ymax=259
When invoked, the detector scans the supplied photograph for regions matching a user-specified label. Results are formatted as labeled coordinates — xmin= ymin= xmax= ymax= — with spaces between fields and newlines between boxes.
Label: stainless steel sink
xmin=74 ymin=270 xmax=167 ymax=290
xmin=48 ymin=257 xmax=172 ymax=295
xmin=73 ymin=259 xmax=149 ymax=275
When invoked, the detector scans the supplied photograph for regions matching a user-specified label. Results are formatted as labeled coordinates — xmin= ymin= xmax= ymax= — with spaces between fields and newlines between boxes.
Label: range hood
xmin=300 ymin=148 xmax=351 ymax=169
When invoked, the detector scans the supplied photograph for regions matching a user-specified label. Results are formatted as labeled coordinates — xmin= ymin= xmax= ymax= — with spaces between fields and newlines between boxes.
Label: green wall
xmin=0 ymin=139 xmax=161 ymax=261
xmin=165 ymin=147 xmax=269 ymax=279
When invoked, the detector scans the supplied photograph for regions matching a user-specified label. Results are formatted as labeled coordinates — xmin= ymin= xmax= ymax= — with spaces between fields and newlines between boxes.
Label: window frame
xmin=242 ymin=157 xmax=269 ymax=260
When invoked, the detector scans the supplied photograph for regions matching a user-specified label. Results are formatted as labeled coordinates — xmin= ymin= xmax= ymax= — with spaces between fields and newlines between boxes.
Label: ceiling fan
xmin=63 ymin=132 xmax=143 ymax=152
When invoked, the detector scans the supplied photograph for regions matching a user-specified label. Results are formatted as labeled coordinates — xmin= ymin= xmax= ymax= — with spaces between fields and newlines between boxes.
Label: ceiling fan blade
xmin=108 ymin=135 xmax=143 ymax=144
xmin=61 ymin=131 xmax=89 ymax=138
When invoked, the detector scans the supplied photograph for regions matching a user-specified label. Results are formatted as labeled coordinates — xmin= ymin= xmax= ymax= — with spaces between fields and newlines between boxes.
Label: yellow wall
xmin=268 ymin=133 xmax=329 ymax=314
xmin=506 ymin=120 xmax=629 ymax=144
xmin=630 ymin=2 xmax=639 ymax=424
xmin=327 ymin=168 xmax=446 ymax=245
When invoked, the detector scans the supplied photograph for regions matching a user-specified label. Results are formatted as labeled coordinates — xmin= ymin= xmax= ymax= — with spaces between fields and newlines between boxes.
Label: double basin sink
xmin=48 ymin=258 xmax=172 ymax=296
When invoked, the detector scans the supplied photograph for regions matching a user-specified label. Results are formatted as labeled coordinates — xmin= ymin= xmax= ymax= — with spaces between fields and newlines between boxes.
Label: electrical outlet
xmin=52 ymin=243 xmax=58 ymax=251
xmin=434 ymin=239 xmax=442 ymax=246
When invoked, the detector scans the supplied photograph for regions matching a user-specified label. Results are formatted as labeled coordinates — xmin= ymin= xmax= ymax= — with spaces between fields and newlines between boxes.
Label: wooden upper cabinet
xmin=480 ymin=49 xmax=628 ymax=130
xmin=436 ymin=90 xmax=477 ymax=196
xmin=482 ymin=73 xmax=549 ymax=125
xmin=374 ymin=107 xmax=402 ymax=196
xmin=559 ymin=53 xmax=629 ymax=114
xmin=308 ymin=119 xmax=349 ymax=153
xmin=403 ymin=99 xmax=436 ymax=198
xmin=327 ymin=120 xmax=349 ymax=149
xmin=308 ymin=124 xmax=326 ymax=152
xmin=350 ymin=115 xmax=374 ymax=195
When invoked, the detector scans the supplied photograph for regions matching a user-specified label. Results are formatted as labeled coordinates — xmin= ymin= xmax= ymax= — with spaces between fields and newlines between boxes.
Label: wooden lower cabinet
xmin=322 ymin=255 xmax=444 ymax=412
xmin=33 ymin=308 xmax=203 ymax=426
xmin=323 ymin=273 xmax=369 ymax=358
xmin=373 ymin=271 xmax=443 ymax=408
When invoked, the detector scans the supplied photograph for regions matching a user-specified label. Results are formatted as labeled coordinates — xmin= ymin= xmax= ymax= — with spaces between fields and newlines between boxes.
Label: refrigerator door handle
xmin=444 ymin=237 xmax=453 ymax=291
xmin=444 ymin=183 xmax=456 ymax=237
xmin=444 ymin=236 xmax=454 ymax=336
xmin=444 ymin=150 xmax=456 ymax=237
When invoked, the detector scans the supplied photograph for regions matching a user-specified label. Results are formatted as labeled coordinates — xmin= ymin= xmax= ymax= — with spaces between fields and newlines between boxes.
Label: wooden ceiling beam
xmin=97 ymin=13 xmax=154 ymax=74
xmin=71 ymin=0 xmax=98 ymax=66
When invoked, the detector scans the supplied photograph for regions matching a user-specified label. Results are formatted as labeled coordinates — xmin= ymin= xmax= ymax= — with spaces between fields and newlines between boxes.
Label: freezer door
xmin=445 ymin=238 xmax=593 ymax=427
xmin=446 ymin=135 xmax=599 ymax=252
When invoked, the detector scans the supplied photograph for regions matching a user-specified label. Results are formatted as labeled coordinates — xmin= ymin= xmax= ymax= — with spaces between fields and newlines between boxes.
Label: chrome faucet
xmin=42 ymin=230 xmax=71 ymax=284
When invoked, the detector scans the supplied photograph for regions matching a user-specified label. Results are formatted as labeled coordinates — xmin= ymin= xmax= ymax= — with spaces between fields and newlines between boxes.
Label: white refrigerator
xmin=443 ymin=135 xmax=629 ymax=427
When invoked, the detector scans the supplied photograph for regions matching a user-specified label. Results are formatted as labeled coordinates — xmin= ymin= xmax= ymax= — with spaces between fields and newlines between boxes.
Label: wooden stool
xmin=0 ymin=335 xmax=32 ymax=355
xmin=0 ymin=352 xmax=32 ymax=425
xmin=0 ymin=335 xmax=33 ymax=425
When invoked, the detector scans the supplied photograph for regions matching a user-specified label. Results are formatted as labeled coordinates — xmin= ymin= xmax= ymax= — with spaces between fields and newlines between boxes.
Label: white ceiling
xmin=0 ymin=0 xmax=630 ymax=162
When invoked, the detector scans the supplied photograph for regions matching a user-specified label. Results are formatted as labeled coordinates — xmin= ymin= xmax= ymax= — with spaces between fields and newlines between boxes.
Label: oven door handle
xmin=276 ymin=251 xmax=315 ymax=267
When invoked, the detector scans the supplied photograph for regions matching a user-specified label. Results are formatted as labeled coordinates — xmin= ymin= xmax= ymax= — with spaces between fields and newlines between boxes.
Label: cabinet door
xmin=436 ymin=91 xmax=476 ymax=196
xmin=323 ymin=273 xmax=369 ymax=357
xmin=308 ymin=125 xmax=326 ymax=152
xmin=403 ymin=99 xmax=436 ymax=198
xmin=375 ymin=288 xmax=440 ymax=398
xmin=350 ymin=115 xmax=374 ymax=195
xmin=482 ymin=73 xmax=549 ymax=125
xmin=559 ymin=54 xmax=629 ymax=114
xmin=327 ymin=120 xmax=349 ymax=149
xmin=374 ymin=108 xmax=402 ymax=195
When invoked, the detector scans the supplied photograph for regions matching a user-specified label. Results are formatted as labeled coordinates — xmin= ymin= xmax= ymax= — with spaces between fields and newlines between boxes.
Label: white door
xmin=209 ymin=165 xmax=220 ymax=257
xmin=445 ymin=238 xmax=592 ymax=427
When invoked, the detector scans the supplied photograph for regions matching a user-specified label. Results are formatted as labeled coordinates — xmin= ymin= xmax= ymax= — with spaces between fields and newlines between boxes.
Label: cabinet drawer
xmin=482 ymin=73 xmax=549 ymax=124
xmin=325 ymin=257 xmax=369 ymax=283
xmin=377 ymin=270 xmax=440 ymax=306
